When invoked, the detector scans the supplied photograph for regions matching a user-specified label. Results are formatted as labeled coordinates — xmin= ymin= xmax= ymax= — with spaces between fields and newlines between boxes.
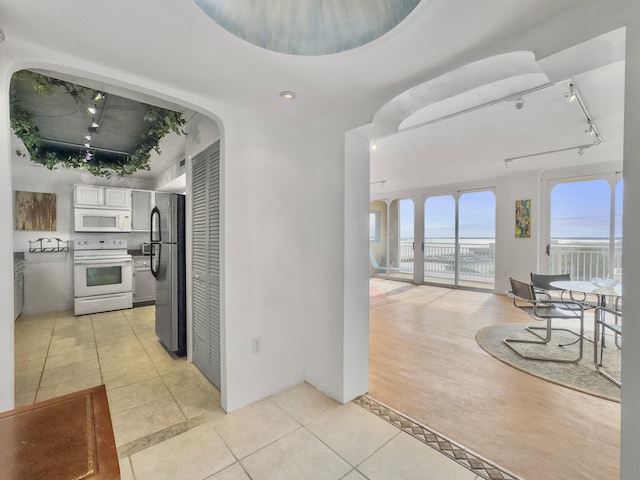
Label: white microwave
xmin=75 ymin=208 xmax=131 ymax=232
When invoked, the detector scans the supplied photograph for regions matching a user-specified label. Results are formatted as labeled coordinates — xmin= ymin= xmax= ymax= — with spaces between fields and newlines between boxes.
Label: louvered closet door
xmin=191 ymin=142 xmax=221 ymax=388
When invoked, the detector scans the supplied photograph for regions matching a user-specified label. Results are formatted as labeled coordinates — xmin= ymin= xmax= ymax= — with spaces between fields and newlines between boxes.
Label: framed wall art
xmin=15 ymin=191 xmax=57 ymax=231
xmin=515 ymin=199 xmax=531 ymax=238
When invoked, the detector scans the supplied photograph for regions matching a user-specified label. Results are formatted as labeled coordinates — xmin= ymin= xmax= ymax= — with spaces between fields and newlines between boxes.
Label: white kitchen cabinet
xmin=104 ymin=188 xmax=131 ymax=209
xmin=133 ymin=256 xmax=155 ymax=305
xmin=74 ymin=185 xmax=131 ymax=210
xmin=131 ymin=190 xmax=154 ymax=231
xmin=74 ymin=184 xmax=103 ymax=206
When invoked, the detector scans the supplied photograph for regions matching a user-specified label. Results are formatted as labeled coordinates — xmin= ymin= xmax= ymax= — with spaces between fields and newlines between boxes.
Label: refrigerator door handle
xmin=150 ymin=206 xmax=161 ymax=243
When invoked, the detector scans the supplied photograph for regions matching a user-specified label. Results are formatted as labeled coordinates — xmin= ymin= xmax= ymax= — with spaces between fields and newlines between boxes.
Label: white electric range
xmin=73 ymin=239 xmax=133 ymax=315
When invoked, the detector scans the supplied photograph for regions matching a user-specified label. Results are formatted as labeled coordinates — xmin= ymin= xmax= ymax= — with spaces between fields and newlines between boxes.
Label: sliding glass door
xmin=424 ymin=195 xmax=456 ymax=286
xmin=458 ymin=191 xmax=496 ymax=289
xmin=423 ymin=190 xmax=495 ymax=290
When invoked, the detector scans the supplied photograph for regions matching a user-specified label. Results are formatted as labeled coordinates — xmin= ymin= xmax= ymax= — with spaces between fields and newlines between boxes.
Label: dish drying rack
xmin=28 ymin=237 xmax=70 ymax=253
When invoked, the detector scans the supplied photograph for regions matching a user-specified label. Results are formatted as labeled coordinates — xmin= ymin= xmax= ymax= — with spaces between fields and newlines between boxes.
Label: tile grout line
xmin=354 ymin=395 xmax=525 ymax=480
xmin=32 ymin=312 xmax=60 ymax=404
xmin=89 ymin=313 xmax=105 ymax=388
xmin=296 ymin=402 xmax=400 ymax=477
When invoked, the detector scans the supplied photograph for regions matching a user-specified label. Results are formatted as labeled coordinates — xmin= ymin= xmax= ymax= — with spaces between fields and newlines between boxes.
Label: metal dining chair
xmin=530 ymin=273 xmax=594 ymax=309
xmin=505 ymin=277 xmax=585 ymax=363
xmin=594 ymin=306 xmax=622 ymax=386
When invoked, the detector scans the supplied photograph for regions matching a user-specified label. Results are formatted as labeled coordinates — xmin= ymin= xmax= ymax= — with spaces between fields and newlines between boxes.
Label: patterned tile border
xmin=354 ymin=395 xmax=523 ymax=480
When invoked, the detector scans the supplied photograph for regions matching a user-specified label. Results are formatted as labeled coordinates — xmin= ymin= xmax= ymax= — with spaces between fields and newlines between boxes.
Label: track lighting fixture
xmin=373 ymin=79 xmax=603 ymax=171
xmin=503 ymin=141 xmax=599 ymax=167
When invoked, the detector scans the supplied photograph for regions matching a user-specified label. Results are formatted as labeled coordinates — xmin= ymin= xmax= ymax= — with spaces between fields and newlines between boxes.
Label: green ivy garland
xmin=10 ymin=71 xmax=186 ymax=177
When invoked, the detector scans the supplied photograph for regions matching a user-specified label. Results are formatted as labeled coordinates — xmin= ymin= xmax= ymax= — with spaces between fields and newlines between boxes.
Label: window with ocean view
xmin=548 ymin=177 xmax=623 ymax=282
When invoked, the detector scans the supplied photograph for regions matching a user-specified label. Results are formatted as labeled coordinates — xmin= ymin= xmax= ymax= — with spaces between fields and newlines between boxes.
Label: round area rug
xmin=476 ymin=323 xmax=620 ymax=402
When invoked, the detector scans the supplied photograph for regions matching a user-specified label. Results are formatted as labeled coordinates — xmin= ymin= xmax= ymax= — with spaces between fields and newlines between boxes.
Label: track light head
xmin=564 ymin=83 xmax=577 ymax=102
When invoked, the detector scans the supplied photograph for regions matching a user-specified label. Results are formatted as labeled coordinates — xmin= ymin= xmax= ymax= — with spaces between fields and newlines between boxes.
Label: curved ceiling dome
xmin=192 ymin=0 xmax=422 ymax=55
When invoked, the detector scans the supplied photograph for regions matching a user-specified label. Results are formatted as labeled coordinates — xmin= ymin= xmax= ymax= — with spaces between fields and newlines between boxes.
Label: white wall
xmin=497 ymin=172 xmax=540 ymax=290
xmin=621 ymin=16 xmax=640 ymax=480
xmin=216 ymin=106 xmax=371 ymax=410
xmin=185 ymin=113 xmax=220 ymax=160
xmin=220 ymin=108 xmax=308 ymax=410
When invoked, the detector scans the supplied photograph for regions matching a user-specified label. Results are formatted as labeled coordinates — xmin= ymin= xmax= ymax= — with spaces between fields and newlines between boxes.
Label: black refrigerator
xmin=150 ymin=193 xmax=186 ymax=356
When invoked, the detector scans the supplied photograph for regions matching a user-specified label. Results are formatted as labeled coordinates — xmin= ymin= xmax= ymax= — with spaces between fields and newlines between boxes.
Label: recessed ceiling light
xmin=280 ymin=91 xmax=296 ymax=100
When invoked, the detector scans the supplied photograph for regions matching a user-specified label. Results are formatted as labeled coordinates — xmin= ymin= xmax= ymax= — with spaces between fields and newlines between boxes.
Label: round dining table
xmin=549 ymin=280 xmax=622 ymax=308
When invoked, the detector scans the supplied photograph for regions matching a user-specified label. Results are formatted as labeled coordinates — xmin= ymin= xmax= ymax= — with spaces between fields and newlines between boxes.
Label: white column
xmin=621 ymin=19 xmax=640 ymax=480
xmin=0 ymin=64 xmax=15 ymax=412
xmin=342 ymin=129 xmax=370 ymax=401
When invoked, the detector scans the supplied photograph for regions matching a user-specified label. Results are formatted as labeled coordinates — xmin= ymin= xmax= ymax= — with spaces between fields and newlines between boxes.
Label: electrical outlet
xmin=252 ymin=336 xmax=261 ymax=353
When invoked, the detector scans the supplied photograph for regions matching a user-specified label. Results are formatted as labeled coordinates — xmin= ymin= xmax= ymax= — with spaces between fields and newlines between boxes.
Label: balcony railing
xmin=549 ymin=240 xmax=622 ymax=282
xmin=371 ymin=238 xmax=622 ymax=286
xmin=422 ymin=240 xmax=495 ymax=283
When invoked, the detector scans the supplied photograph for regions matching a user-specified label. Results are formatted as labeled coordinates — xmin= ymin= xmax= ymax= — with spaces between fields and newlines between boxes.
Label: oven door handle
xmin=74 ymin=258 xmax=131 ymax=265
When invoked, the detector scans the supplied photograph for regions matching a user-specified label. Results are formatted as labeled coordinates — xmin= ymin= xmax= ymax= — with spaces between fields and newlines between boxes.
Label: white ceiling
xmin=0 ymin=0 xmax=630 ymax=189
xmin=370 ymin=30 xmax=626 ymax=193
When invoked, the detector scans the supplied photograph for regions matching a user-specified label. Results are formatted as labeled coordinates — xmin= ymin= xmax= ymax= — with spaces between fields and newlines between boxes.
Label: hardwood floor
xmin=368 ymin=279 xmax=620 ymax=480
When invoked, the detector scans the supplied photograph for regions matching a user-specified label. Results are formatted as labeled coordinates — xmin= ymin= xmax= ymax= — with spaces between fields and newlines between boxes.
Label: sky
xmin=392 ymin=179 xmax=623 ymax=240
xmin=400 ymin=190 xmax=497 ymax=238
xmin=551 ymin=179 xmax=623 ymax=239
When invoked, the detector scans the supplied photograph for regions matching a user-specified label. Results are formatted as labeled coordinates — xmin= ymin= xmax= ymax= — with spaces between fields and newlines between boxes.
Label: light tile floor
xmin=14 ymin=307 xmax=501 ymax=479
